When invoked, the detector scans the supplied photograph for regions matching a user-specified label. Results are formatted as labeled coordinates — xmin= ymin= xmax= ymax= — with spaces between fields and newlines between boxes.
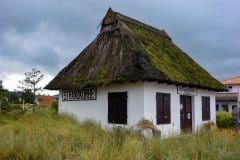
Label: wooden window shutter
xmin=202 ymin=96 xmax=210 ymax=121
xmin=108 ymin=92 xmax=127 ymax=124
xmin=156 ymin=93 xmax=171 ymax=124
xmin=206 ymin=97 xmax=210 ymax=120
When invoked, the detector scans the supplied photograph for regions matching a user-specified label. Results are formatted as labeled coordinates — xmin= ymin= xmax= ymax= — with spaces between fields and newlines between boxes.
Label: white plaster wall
xmin=59 ymin=81 xmax=216 ymax=137
xmin=58 ymin=82 xmax=144 ymax=127
xmin=143 ymin=82 xmax=180 ymax=136
xmin=143 ymin=82 xmax=216 ymax=136
xmin=229 ymin=84 xmax=240 ymax=93
xmin=193 ymin=89 xmax=216 ymax=131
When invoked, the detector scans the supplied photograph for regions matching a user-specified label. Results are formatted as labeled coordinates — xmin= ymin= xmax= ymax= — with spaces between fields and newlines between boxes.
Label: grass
xmin=0 ymin=108 xmax=240 ymax=160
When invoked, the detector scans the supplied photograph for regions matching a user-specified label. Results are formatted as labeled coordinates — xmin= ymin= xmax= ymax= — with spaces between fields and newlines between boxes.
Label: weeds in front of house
xmin=0 ymin=108 xmax=239 ymax=160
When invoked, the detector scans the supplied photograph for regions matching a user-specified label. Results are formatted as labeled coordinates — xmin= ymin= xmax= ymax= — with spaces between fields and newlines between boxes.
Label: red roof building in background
xmin=221 ymin=76 xmax=240 ymax=85
xmin=36 ymin=95 xmax=54 ymax=106
xmin=216 ymin=76 xmax=240 ymax=112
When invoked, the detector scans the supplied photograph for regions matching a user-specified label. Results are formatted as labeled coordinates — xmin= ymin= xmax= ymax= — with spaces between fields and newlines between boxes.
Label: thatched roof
xmin=45 ymin=8 xmax=225 ymax=91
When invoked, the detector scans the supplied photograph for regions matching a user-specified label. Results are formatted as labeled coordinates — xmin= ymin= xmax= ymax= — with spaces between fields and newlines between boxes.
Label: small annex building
xmin=36 ymin=95 xmax=54 ymax=106
xmin=45 ymin=8 xmax=225 ymax=136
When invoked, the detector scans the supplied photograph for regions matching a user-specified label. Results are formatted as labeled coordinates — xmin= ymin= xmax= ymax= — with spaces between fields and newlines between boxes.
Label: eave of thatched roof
xmin=45 ymin=8 xmax=226 ymax=91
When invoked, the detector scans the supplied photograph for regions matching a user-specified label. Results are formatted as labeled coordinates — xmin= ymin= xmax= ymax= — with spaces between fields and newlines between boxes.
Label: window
xmin=228 ymin=85 xmax=232 ymax=92
xmin=202 ymin=96 xmax=210 ymax=121
xmin=108 ymin=92 xmax=127 ymax=124
xmin=156 ymin=93 xmax=171 ymax=124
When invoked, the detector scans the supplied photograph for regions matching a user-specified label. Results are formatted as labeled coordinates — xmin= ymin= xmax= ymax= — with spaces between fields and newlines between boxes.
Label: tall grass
xmin=0 ymin=108 xmax=239 ymax=160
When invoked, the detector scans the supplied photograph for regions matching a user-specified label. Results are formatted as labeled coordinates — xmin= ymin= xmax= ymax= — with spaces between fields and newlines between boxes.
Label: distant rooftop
xmin=36 ymin=95 xmax=54 ymax=106
xmin=221 ymin=76 xmax=240 ymax=85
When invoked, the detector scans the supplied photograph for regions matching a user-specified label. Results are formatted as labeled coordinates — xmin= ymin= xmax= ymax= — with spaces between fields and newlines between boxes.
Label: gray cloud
xmin=0 ymin=0 xmax=240 ymax=88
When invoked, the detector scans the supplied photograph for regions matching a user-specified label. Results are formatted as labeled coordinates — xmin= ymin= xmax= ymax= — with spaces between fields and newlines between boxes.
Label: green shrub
xmin=0 ymin=98 xmax=9 ymax=112
xmin=51 ymin=101 xmax=58 ymax=112
xmin=7 ymin=104 xmax=22 ymax=112
xmin=216 ymin=111 xmax=232 ymax=129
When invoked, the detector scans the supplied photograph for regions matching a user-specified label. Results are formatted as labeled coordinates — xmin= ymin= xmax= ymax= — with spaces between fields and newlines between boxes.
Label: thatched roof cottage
xmin=46 ymin=8 xmax=225 ymax=136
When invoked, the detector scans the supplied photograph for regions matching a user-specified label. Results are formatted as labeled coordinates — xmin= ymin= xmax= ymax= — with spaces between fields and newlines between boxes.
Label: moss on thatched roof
xmin=45 ymin=8 xmax=225 ymax=91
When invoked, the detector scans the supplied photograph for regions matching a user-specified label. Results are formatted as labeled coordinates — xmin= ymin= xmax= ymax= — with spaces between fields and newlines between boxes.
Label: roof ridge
xmin=114 ymin=12 xmax=171 ymax=40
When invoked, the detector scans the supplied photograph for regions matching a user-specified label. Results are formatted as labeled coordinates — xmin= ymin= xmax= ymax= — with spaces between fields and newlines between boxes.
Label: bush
xmin=6 ymin=104 xmax=22 ymax=112
xmin=51 ymin=100 xmax=58 ymax=112
xmin=216 ymin=111 xmax=232 ymax=129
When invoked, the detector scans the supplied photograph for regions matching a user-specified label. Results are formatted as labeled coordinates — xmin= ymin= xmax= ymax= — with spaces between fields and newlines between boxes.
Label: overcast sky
xmin=0 ymin=0 xmax=239 ymax=93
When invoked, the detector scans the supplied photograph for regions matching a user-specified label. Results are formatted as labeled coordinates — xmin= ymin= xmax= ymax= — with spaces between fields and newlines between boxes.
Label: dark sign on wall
xmin=62 ymin=87 xmax=97 ymax=101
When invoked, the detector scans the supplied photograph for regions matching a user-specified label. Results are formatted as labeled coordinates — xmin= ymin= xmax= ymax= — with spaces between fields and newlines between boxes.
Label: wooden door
xmin=180 ymin=95 xmax=192 ymax=131
xmin=108 ymin=92 xmax=127 ymax=124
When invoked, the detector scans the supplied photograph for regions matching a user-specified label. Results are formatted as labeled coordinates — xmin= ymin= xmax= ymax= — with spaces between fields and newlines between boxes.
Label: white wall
xmin=226 ymin=84 xmax=240 ymax=93
xmin=59 ymin=82 xmax=144 ymax=127
xmin=193 ymin=89 xmax=216 ymax=131
xmin=59 ymin=82 xmax=216 ymax=137
xmin=143 ymin=82 xmax=216 ymax=136
xmin=143 ymin=83 xmax=180 ymax=136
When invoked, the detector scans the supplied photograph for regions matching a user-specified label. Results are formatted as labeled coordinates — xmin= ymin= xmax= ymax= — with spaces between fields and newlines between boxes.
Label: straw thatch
xmin=45 ymin=8 xmax=225 ymax=91
xmin=137 ymin=119 xmax=159 ymax=136
xmin=137 ymin=119 xmax=158 ymax=130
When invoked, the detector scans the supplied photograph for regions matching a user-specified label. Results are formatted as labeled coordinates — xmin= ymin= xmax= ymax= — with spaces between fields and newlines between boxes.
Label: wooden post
xmin=22 ymin=99 xmax=25 ymax=110
xmin=232 ymin=107 xmax=240 ymax=132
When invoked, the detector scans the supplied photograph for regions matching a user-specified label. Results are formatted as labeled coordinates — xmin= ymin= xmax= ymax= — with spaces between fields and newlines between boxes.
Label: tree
xmin=18 ymin=68 xmax=44 ymax=103
xmin=21 ymin=89 xmax=35 ymax=104
xmin=7 ymin=91 xmax=21 ymax=104
xmin=0 ymin=86 xmax=8 ymax=112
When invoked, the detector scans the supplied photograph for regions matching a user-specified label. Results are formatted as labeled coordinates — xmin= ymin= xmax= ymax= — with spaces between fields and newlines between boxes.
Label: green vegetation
xmin=0 ymin=108 xmax=239 ymax=160
xmin=95 ymin=62 xmax=112 ymax=80
xmin=51 ymin=100 xmax=58 ymax=112
xmin=18 ymin=68 xmax=44 ymax=97
xmin=216 ymin=111 xmax=232 ymax=129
